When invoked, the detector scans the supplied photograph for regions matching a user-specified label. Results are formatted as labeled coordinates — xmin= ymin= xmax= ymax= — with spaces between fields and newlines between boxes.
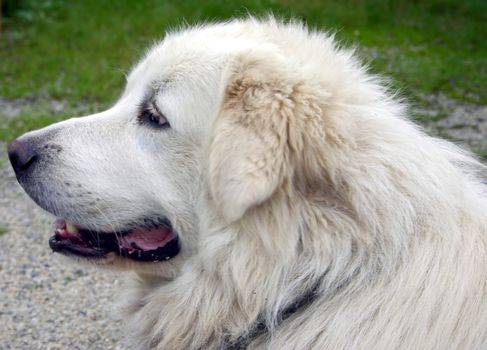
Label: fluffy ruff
xmin=117 ymin=18 xmax=487 ymax=350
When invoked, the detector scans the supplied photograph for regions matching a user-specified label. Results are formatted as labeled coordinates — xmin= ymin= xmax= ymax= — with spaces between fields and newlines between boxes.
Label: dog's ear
xmin=208 ymin=57 xmax=297 ymax=223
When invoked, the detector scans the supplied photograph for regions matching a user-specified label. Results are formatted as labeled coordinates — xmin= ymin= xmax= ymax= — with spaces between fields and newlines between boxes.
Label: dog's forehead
xmin=126 ymin=29 xmax=234 ymax=93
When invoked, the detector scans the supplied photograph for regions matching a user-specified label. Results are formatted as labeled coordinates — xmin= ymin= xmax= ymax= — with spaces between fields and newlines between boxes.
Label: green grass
xmin=0 ymin=0 xmax=486 ymax=141
xmin=478 ymin=150 xmax=487 ymax=161
xmin=0 ymin=223 xmax=8 ymax=236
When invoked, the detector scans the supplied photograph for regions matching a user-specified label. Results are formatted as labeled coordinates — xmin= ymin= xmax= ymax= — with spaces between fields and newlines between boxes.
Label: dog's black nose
xmin=8 ymin=139 xmax=39 ymax=176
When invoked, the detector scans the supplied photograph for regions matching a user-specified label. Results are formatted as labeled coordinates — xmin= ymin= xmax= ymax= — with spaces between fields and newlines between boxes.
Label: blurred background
xmin=0 ymin=1 xmax=485 ymax=349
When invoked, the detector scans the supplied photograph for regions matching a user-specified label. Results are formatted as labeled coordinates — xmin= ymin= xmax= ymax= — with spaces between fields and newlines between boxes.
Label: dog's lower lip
xmin=49 ymin=218 xmax=180 ymax=262
xmin=49 ymin=234 xmax=110 ymax=258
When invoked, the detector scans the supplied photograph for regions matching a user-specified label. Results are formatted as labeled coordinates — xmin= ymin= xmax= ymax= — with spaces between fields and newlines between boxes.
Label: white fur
xmin=17 ymin=17 xmax=487 ymax=349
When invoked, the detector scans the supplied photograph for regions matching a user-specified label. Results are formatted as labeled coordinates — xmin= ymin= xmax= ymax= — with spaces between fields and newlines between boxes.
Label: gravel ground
xmin=0 ymin=96 xmax=485 ymax=349
xmin=415 ymin=93 xmax=487 ymax=153
xmin=0 ymin=144 xmax=124 ymax=349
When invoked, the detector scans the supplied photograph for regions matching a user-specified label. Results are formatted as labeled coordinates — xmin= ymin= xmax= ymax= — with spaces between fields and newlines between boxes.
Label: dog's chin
xmin=57 ymin=250 xmax=183 ymax=277
xmin=48 ymin=218 xmax=181 ymax=272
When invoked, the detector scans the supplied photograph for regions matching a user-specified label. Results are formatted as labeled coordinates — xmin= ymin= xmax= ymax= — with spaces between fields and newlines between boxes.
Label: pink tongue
xmin=120 ymin=227 xmax=176 ymax=250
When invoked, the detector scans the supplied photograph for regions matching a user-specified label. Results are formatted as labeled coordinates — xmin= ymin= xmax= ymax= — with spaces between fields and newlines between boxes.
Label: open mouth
xmin=49 ymin=218 xmax=180 ymax=262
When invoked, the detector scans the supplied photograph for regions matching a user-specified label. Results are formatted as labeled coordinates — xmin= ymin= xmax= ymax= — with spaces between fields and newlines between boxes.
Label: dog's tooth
xmin=66 ymin=223 xmax=79 ymax=234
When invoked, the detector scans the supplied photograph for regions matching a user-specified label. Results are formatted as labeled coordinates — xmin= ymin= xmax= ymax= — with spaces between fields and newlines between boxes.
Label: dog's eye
xmin=139 ymin=107 xmax=170 ymax=129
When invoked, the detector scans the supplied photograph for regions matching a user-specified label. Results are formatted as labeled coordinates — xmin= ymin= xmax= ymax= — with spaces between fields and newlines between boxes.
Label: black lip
xmin=49 ymin=234 xmax=110 ymax=258
xmin=49 ymin=230 xmax=180 ymax=262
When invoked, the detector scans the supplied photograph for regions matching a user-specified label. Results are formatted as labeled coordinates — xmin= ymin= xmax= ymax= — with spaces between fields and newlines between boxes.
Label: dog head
xmin=7 ymin=26 xmax=228 ymax=275
xmin=8 ymin=18 xmax=369 ymax=276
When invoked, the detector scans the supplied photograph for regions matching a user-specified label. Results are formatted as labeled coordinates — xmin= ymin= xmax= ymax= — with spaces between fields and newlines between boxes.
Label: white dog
xmin=8 ymin=18 xmax=487 ymax=349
